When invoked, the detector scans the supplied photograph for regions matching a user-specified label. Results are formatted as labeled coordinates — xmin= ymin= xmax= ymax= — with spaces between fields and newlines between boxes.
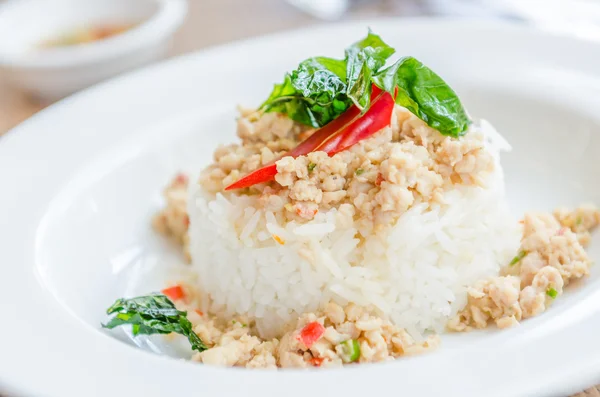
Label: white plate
xmin=1 ymin=18 xmax=600 ymax=397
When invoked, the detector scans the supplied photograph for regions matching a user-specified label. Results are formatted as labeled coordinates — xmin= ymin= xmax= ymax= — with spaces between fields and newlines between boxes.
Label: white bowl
xmin=0 ymin=0 xmax=187 ymax=101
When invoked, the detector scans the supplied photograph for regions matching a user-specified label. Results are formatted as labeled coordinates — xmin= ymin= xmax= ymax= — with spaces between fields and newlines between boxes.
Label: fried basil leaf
xmin=261 ymin=57 xmax=351 ymax=127
xmin=103 ymin=294 xmax=207 ymax=352
xmin=373 ymin=56 xmax=470 ymax=137
xmin=345 ymin=31 xmax=395 ymax=111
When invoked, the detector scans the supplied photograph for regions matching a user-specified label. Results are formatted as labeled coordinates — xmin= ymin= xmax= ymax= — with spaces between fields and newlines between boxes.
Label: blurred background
xmin=2 ymin=0 xmax=600 ymax=136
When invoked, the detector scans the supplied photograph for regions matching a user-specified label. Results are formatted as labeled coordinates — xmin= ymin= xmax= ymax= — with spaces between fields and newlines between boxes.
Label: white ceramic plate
xmin=2 ymin=18 xmax=600 ymax=397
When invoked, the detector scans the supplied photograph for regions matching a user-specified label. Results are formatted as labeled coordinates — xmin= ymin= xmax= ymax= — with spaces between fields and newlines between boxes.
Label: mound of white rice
xmin=188 ymin=124 xmax=520 ymax=339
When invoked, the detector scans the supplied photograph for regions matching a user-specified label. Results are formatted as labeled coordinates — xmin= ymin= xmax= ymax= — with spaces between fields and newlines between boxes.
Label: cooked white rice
xmin=188 ymin=123 xmax=520 ymax=339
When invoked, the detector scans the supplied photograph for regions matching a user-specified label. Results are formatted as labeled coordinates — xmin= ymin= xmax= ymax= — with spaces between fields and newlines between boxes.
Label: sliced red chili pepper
xmin=287 ymin=85 xmax=383 ymax=157
xmin=225 ymin=86 xmax=383 ymax=191
xmin=297 ymin=321 xmax=325 ymax=348
xmin=162 ymin=285 xmax=185 ymax=301
xmin=224 ymin=165 xmax=278 ymax=191
xmin=314 ymin=91 xmax=395 ymax=156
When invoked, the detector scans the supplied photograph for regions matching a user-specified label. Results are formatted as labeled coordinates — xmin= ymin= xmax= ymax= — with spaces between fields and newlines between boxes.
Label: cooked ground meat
xmin=153 ymin=172 xmax=599 ymax=343
xmin=152 ymin=105 xmax=599 ymax=363
xmin=554 ymin=204 xmax=600 ymax=246
xmin=447 ymin=276 xmax=522 ymax=331
xmin=449 ymin=206 xmax=599 ymax=331
xmin=155 ymin=105 xmax=496 ymax=255
xmin=152 ymin=173 xmax=191 ymax=261
xmin=199 ymin=106 xmax=494 ymax=229
xmin=169 ymin=283 xmax=438 ymax=368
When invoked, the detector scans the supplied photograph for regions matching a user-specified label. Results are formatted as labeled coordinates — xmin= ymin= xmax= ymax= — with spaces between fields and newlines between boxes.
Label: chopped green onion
xmin=339 ymin=339 xmax=361 ymax=363
xmin=355 ymin=168 xmax=365 ymax=175
xmin=547 ymin=288 xmax=558 ymax=299
xmin=307 ymin=163 xmax=316 ymax=173
xmin=576 ymin=216 xmax=583 ymax=226
xmin=509 ymin=250 xmax=528 ymax=266
xmin=231 ymin=319 xmax=247 ymax=327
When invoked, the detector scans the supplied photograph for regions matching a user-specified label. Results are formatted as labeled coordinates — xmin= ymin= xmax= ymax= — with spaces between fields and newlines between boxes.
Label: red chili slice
xmin=224 ymin=105 xmax=366 ymax=191
xmin=297 ymin=321 xmax=325 ymax=348
xmin=162 ymin=285 xmax=185 ymax=301
xmin=224 ymin=164 xmax=278 ymax=191
xmin=310 ymin=357 xmax=325 ymax=367
xmin=225 ymin=86 xmax=384 ymax=191
xmin=314 ymin=91 xmax=395 ymax=156
xmin=287 ymin=85 xmax=383 ymax=157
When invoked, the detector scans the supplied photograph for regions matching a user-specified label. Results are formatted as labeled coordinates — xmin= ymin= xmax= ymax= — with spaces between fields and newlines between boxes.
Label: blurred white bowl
xmin=0 ymin=0 xmax=187 ymax=101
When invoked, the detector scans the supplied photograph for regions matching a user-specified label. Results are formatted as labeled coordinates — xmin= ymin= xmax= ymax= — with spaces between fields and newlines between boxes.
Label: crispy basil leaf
xmin=260 ymin=74 xmax=315 ymax=126
xmin=261 ymin=32 xmax=470 ymax=136
xmin=103 ymin=294 xmax=207 ymax=352
xmin=373 ymin=56 xmax=470 ymax=137
xmin=261 ymin=57 xmax=351 ymax=127
xmin=345 ymin=31 xmax=395 ymax=111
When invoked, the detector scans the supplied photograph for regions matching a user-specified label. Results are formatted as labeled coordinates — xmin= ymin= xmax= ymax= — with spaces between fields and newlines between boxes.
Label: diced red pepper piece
xmin=224 ymin=86 xmax=384 ymax=191
xmin=194 ymin=309 xmax=204 ymax=316
xmin=310 ymin=357 xmax=325 ymax=367
xmin=297 ymin=321 xmax=325 ymax=348
xmin=162 ymin=285 xmax=185 ymax=301
xmin=175 ymin=173 xmax=188 ymax=184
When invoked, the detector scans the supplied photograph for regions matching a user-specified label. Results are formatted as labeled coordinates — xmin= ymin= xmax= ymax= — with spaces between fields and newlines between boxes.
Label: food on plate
xmin=104 ymin=31 xmax=600 ymax=368
xmin=103 ymin=293 xmax=207 ymax=352
xmin=449 ymin=208 xmax=599 ymax=331
xmin=152 ymin=173 xmax=191 ymax=261
xmin=39 ymin=23 xmax=136 ymax=48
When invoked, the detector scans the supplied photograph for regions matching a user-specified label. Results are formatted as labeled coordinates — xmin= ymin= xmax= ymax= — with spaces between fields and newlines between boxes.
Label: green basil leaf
xmin=260 ymin=32 xmax=470 ymax=137
xmin=260 ymin=74 xmax=317 ymax=126
xmin=103 ymin=294 xmax=208 ymax=352
xmin=345 ymin=31 xmax=395 ymax=111
xmin=261 ymin=57 xmax=351 ymax=127
xmin=373 ymin=56 xmax=470 ymax=137
xmin=346 ymin=30 xmax=396 ymax=71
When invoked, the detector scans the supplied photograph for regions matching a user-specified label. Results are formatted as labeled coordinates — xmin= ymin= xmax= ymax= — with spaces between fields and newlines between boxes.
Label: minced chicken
xmin=152 ymin=107 xmax=600 ymax=365
xmin=199 ymin=106 xmax=494 ymax=230
xmin=168 ymin=281 xmax=438 ymax=368
xmin=155 ymin=105 xmax=495 ymax=253
xmin=152 ymin=173 xmax=191 ymax=261
xmin=449 ymin=206 xmax=600 ymax=331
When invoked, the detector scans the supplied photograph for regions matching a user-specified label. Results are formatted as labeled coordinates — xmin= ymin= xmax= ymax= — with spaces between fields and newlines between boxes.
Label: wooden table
xmin=0 ymin=1 xmax=597 ymax=396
